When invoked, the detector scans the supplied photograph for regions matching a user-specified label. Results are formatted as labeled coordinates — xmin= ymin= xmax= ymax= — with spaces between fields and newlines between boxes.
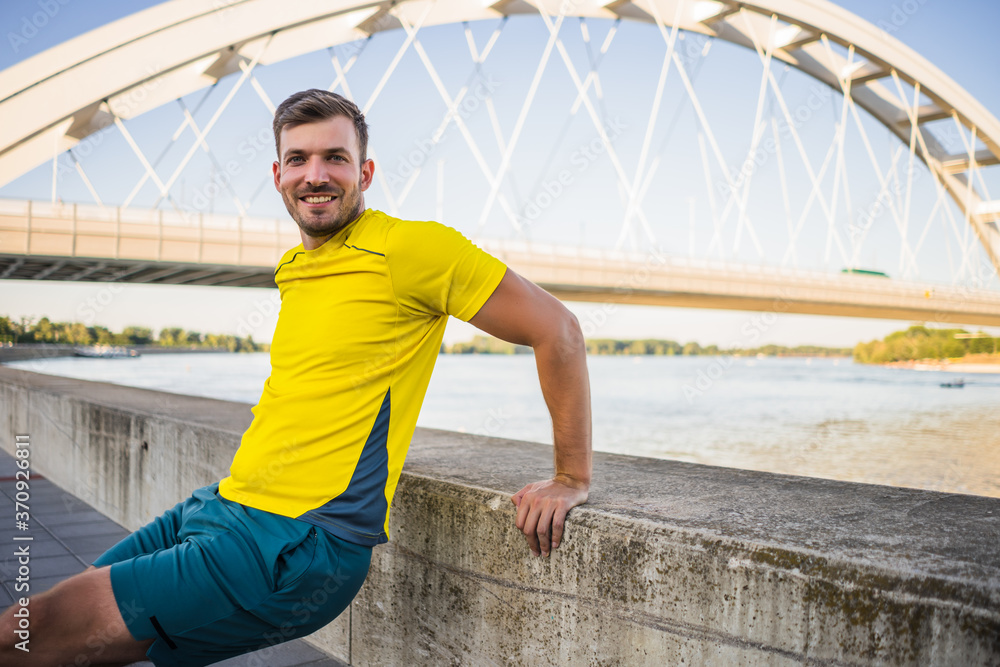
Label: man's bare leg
xmin=0 ymin=565 xmax=154 ymax=666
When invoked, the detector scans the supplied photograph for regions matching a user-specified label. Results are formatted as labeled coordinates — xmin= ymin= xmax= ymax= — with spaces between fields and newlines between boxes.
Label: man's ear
xmin=360 ymin=159 xmax=375 ymax=192
xmin=272 ymin=161 xmax=281 ymax=191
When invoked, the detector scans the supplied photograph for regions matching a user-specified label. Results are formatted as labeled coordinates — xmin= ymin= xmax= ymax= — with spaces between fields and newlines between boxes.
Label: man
xmin=0 ymin=89 xmax=591 ymax=666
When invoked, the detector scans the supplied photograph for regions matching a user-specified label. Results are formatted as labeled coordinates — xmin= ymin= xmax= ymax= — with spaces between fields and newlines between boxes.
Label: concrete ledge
xmin=1 ymin=366 xmax=998 ymax=665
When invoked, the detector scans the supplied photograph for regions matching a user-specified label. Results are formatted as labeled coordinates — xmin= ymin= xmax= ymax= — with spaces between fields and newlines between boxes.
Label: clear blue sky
xmin=1 ymin=0 xmax=998 ymax=346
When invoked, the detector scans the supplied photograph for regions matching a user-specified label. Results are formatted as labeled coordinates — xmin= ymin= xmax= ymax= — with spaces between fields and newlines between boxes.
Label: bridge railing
xmin=479 ymin=237 xmax=998 ymax=299
xmin=1 ymin=197 xmax=996 ymax=292
xmin=0 ymin=198 xmax=299 ymax=267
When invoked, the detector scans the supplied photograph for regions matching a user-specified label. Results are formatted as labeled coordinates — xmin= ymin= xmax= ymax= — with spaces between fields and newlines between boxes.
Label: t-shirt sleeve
xmin=386 ymin=220 xmax=507 ymax=321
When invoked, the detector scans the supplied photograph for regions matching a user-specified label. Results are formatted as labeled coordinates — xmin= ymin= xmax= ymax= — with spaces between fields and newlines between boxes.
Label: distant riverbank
xmin=881 ymin=353 xmax=1000 ymax=374
xmin=444 ymin=334 xmax=852 ymax=357
xmin=854 ymin=325 xmax=999 ymax=366
xmin=0 ymin=344 xmax=236 ymax=364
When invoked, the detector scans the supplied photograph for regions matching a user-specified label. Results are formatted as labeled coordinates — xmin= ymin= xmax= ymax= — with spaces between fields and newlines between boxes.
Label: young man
xmin=0 ymin=89 xmax=591 ymax=666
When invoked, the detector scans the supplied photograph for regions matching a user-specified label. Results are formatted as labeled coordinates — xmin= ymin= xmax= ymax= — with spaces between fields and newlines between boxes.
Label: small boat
xmin=940 ymin=378 xmax=965 ymax=388
xmin=73 ymin=345 xmax=140 ymax=359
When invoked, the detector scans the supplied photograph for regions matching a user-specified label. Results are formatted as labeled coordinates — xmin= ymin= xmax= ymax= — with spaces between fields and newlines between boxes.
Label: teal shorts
xmin=92 ymin=482 xmax=371 ymax=667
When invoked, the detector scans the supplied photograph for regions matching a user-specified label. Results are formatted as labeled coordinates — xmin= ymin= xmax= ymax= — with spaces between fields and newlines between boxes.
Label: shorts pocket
xmin=273 ymin=527 xmax=319 ymax=592
xmin=249 ymin=530 xmax=371 ymax=637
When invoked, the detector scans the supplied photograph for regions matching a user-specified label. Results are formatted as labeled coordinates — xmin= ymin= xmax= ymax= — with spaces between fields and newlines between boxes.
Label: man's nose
xmin=304 ymin=158 xmax=329 ymax=187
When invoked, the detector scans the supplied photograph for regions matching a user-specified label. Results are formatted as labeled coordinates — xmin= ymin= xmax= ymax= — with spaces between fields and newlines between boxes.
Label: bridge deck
xmin=3 ymin=199 xmax=1000 ymax=326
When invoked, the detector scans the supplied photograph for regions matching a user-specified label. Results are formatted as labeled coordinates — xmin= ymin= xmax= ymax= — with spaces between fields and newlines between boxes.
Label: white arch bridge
xmin=1 ymin=0 xmax=999 ymax=326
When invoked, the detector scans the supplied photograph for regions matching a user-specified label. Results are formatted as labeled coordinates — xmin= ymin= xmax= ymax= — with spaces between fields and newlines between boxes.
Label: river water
xmin=7 ymin=353 xmax=1000 ymax=498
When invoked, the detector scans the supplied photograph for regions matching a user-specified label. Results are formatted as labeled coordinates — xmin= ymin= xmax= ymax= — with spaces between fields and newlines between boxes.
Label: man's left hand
xmin=469 ymin=269 xmax=592 ymax=558
xmin=511 ymin=476 xmax=589 ymax=557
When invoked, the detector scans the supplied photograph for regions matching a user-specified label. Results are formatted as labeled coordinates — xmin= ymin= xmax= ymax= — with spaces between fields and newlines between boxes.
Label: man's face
xmin=272 ymin=116 xmax=374 ymax=248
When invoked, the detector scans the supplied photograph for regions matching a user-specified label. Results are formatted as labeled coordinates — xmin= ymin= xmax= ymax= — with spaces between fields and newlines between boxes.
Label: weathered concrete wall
xmin=1 ymin=365 xmax=998 ymax=665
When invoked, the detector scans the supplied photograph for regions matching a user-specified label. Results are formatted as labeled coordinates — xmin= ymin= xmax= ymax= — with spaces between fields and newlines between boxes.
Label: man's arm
xmin=468 ymin=268 xmax=592 ymax=557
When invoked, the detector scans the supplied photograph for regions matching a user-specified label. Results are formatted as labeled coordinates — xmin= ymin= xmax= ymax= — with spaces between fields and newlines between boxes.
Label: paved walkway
xmin=0 ymin=449 xmax=345 ymax=666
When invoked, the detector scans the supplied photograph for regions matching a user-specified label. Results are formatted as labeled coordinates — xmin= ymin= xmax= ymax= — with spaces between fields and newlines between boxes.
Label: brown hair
xmin=272 ymin=89 xmax=369 ymax=163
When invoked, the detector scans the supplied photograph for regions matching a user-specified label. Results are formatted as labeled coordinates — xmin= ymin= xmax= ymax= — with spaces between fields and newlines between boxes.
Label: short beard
xmin=283 ymin=177 xmax=364 ymax=240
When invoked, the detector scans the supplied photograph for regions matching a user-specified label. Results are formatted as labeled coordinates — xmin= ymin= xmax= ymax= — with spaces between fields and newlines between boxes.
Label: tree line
xmin=442 ymin=335 xmax=850 ymax=357
xmin=585 ymin=339 xmax=850 ymax=357
xmin=853 ymin=325 xmax=998 ymax=363
xmin=0 ymin=316 xmax=266 ymax=352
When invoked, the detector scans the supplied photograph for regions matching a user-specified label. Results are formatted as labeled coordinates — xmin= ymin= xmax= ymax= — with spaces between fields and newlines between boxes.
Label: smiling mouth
xmin=301 ymin=195 xmax=335 ymax=204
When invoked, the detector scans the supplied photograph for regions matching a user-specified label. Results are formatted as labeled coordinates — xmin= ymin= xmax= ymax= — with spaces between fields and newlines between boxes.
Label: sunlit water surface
xmin=8 ymin=353 xmax=999 ymax=498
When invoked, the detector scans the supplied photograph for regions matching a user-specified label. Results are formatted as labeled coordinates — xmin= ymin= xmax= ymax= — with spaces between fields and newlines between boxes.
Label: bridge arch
xmin=1 ymin=0 xmax=998 ymax=273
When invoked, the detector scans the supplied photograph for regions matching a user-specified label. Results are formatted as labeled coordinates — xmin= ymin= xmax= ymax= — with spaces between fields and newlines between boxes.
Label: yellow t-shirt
xmin=217 ymin=209 xmax=507 ymax=545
